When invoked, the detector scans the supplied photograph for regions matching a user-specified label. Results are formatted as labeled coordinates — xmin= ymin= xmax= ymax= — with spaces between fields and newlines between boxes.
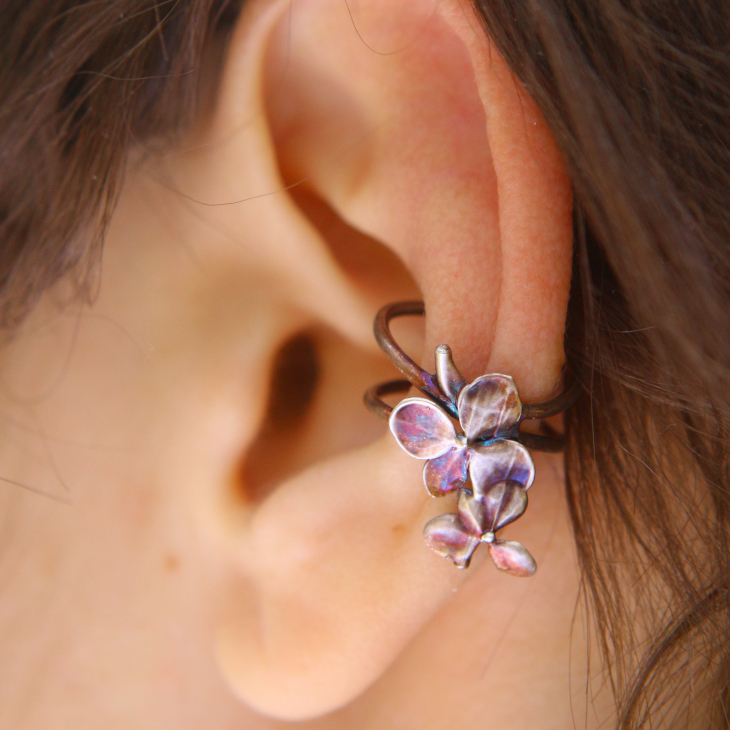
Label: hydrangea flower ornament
xmin=389 ymin=351 xmax=537 ymax=574
xmin=364 ymin=302 xmax=580 ymax=577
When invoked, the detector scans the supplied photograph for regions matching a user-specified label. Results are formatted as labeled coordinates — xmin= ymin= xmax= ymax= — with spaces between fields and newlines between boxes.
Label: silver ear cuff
xmin=364 ymin=301 xmax=580 ymax=574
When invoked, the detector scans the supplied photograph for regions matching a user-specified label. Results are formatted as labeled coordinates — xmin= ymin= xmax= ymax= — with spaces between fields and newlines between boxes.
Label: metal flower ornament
xmin=390 ymin=353 xmax=536 ymax=574
xmin=365 ymin=302 xmax=580 ymax=576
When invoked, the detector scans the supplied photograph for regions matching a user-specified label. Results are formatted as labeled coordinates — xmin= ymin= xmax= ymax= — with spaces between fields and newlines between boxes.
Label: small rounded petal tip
xmin=488 ymin=540 xmax=537 ymax=577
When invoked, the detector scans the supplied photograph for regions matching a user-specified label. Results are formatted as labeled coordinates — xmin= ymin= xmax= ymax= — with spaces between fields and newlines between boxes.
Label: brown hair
xmin=0 ymin=0 xmax=241 ymax=326
xmin=2 ymin=0 xmax=730 ymax=725
xmin=473 ymin=0 xmax=730 ymax=725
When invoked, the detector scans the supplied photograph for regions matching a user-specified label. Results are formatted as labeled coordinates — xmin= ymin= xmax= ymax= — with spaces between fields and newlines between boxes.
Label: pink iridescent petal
xmin=469 ymin=439 xmax=535 ymax=494
xmin=481 ymin=480 xmax=528 ymax=531
xmin=423 ymin=445 xmax=468 ymax=497
xmin=457 ymin=374 xmax=522 ymax=441
xmin=457 ymin=489 xmax=488 ymax=535
xmin=389 ymin=398 xmax=457 ymax=459
xmin=423 ymin=514 xmax=480 ymax=569
xmin=459 ymin=480 xmax=527 ymax=534
xmin=488 ymin=540 xmax=537 ymax=577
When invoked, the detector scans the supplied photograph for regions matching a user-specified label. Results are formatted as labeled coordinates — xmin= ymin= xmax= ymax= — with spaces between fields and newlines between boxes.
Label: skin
xmin=0 ymin=0 xmax=614 ymax=727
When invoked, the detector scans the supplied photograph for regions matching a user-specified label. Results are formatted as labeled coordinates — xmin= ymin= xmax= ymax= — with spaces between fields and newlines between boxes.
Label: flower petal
xmin=479 ymin=480 xmax=528 ymax=531
xmin=488 ymin=540 xmax=537 ymax=577
xmin=469 ymin=439 xmax=535 ymax=493
xmin=457 ymin=374 xmax=522 ymax=441
xmin=389 ymin=398 xmax=457 ymax=459
xmin=423 ymin=446 xmax=468 ymax=497
xmin=423 ymin=514 xmax=481 ymax=569
xmin=457 ymin=480 xmax=527 ymax=535
xmin=457 ymin=489 xmax=488 ymax=535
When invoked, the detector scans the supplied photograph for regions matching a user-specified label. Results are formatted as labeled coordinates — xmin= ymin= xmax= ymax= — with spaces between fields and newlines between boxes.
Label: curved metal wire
xmin=363 ymin=379 xmax=411 ymax=420
xmin=365 ymin=301 xmax=582 ymax=453
xmin=372 ymin=301 xmax=457 ymax=416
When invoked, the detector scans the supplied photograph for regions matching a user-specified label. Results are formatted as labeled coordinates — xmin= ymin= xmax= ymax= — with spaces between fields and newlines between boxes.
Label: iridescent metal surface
xmin=457 ymin=480 xmax=527 ymax=535
xmin=488 ymin=540 xmax=537 ymax=577
xmin=365 ymin=301 xmax=582 ymax=575
xmin=423 ymin=480 xmax=532 ymax=573
xmin=435 ymin=344 xmax=467 ymax=406
xmin=457 ymin=374 xmax=522 ymax=441
xmin=469 ymin=440 xmax=535 ymax=493
xmin=388 ymin=371 xmax=537 ymax=573
xmin=423 ymin=446 xmax=468 ymax=497
xmin=423 ymin=513 xmax=481 ymax=569
xmin=389 ymin=398 xmax=458 ymax=460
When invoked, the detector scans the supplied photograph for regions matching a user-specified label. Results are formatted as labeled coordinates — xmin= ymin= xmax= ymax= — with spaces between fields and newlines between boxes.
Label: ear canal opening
xmin=237 ymin=323 xmax=401 ymax=505
xmin=239 ymin=188 xmax=423 ymax=505
xmin=239 ymin=330 xmax=321 ymax=503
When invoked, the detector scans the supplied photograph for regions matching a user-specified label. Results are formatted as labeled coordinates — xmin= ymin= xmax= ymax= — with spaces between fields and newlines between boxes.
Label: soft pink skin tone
xmin=0 ymin=1 xmax=614 ymax=729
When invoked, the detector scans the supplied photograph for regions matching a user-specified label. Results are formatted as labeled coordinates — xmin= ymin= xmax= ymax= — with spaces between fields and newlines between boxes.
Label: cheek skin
xmin=0 ymin=189 xmax=277 ymax=729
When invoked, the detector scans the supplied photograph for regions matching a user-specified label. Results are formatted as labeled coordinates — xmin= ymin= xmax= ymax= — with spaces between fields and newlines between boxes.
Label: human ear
xmin=177 ymin=0 xmax=572 ymax=720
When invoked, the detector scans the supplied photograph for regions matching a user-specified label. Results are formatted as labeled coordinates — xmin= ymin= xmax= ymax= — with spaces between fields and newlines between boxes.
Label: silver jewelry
xmin=364 ymin=302 xmax=580 ymax=574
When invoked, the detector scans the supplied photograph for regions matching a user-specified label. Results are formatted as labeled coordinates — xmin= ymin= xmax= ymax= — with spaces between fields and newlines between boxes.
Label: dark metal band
xmin=364 ymin=301 xmax=581 ymax=453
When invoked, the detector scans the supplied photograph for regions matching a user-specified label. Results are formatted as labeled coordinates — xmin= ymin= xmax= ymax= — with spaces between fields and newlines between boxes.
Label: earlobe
xmin=184 ymin=0 xmax=574 ymax=720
